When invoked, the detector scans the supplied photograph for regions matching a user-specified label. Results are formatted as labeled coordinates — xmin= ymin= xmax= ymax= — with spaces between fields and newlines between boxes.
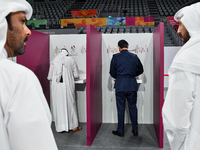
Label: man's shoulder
xmin=0 ymin=58 xmax=34 ymax=76
xmin=0 ymin=58 xmax=38 ymax=93
xmin=115 ymin=51 xmax=137 ymax=57
xmin=63 ymin=56 xmax=76 ymax=63
xmin=113 ymin=53 xmax=121 ymax=57
xmin=127 ymin=51 xmax=137 ymax=56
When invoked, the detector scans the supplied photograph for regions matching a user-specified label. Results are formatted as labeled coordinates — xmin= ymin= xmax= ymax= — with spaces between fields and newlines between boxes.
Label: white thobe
xmin=162 ymin=68 xmax=200 ymax=150
xmin=163 ymin=3 xmax=200 ymax=150
xmin=0 ymin=49 xmax=58 ymax=150
xmin=48 ymin=54 xmax=79 ymax=132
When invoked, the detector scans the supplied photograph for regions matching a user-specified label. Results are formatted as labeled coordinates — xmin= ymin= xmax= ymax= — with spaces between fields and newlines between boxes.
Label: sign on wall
xmin=107 ymin=17 xmax=126 ymax=26
xmin=50 ymin=35 xmax=86 ymax=73
xmin=126 ymin=17 xmax=155 ymax=26
xmin=71 ymin=9 xmax=97 ymax=18
xmin=26 ymin=19 xmax=47 ymax=28
xmin=61 ymin=17 xmax=155 ymax=28
xmin=61 ymin=18 xmax=107 ymax=28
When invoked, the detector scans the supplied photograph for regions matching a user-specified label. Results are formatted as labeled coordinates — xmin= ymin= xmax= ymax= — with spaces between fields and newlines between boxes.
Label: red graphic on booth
xmin=81 ymin=46 xmax=86 ymax=54
xmin=107 ymin=45 xmax=148 ymax=55
xmin=129 ymin=45 xmax=148 ymax=55
xmin=71 ymin=45 xmax=76 ymax=53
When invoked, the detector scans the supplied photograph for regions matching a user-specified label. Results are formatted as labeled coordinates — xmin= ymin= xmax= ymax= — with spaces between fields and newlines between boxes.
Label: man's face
xmin=177 ymin=18 xmax=190 ymax=42
xmin=4 ymin=11 xmax=31 ymax=57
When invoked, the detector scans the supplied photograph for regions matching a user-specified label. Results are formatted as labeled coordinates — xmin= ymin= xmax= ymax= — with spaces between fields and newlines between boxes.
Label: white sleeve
xmin=162 ymin=68 xmax=196 ymax=150
xmin=6 ymin=70 xmax=58 ymax=150
xmin=73 ymin=60 xmax=79 ymax=79
xmin=47 ymin=63 xmax=53 ymax=81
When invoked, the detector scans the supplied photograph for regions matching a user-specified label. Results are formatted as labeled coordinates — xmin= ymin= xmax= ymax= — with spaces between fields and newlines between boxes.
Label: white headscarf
xmin=0 ymin=0 xmax=32 ymax=57
xmin=51 ymin=51 xmax=68 ymax=83
xmin=171 ymin=2 xmax=200 ymax=74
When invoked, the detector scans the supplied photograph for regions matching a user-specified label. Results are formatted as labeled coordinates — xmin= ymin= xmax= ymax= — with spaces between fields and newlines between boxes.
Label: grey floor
xmin=52 ymin=123 xmax=171 ymax=150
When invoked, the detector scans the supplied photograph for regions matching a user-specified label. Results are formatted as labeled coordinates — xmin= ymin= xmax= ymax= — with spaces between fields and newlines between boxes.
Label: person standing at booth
xmin=48 ymin=49 xmax=82 ymax=133
xmin=162 ymin=2 xmax=200 ymax=150
xmin=109 ymin=39 xmax=143 ymax=137
xmin=0 ymin=0 xmax=58 ymax=150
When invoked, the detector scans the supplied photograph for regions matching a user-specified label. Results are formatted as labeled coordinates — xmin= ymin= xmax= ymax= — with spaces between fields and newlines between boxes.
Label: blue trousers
xmin=115 ymin=91 xmax=138 ymax=134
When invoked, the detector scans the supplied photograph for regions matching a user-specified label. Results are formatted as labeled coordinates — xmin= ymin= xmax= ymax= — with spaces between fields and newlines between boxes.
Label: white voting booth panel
xmin=50 ymin=35 xmax=87 ymax=122
xmin=50 ymin=33 xmax=154 ymax=124
xmin=102 ymin=33 xmax=154 ymax=124
xmin=164 ymin=47 xmax=181 ymax=87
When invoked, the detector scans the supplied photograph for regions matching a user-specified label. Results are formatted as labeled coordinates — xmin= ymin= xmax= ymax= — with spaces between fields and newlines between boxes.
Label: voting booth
xmin=17 ymin=23 xmax=164 ymax=148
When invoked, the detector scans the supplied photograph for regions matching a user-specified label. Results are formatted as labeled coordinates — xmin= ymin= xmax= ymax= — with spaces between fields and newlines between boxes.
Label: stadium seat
xmin=112 ymin=28 xmax=118 ymax=33
xmin=102 ymin=26 xmax=107 ymax=29
xmin=119 ymin=28 xmax=124 ymax=33
xmin=118 ymin=30 xmax=124 ymax=33
xmin=107 ymin=25 xmax=113 ymax=29
xmin=100 ymin=28 xmax=106 ymax=33
xmin=39 ymin=24 xmax=46 ymax=29
xmin=106 ymin=28 xmax=112 ymax=33
xmin=96 ymin=26 xmax=101 ymax=30
xmin=131 ymin=29 xmax=137 ymax=33
xmin=113 ymin=25 xmax=119 ymax=29
xmin=78 ymin=29 xmax=82 ymax=34
xmin=125 ymin=28 xmax=130 ymax=32
xmin=82 ymin=29 xmax=87 ymax=34
xmin=79 ymin=26 xmax=84 ymax=30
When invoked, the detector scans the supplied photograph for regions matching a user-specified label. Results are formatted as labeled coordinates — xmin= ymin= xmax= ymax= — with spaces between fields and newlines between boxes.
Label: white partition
xmin=50 ymin=35 xmax=87 ymax=122
xmin=164 ymin=47 xmax=181 ymax=87
xmin=102 ymin=33 xmax=154 ymax=124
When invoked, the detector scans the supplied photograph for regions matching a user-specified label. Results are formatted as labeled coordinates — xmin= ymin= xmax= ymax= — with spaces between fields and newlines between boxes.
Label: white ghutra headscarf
xmin=49 ymin=51 xmax=68 ymax=83
xmin=170 ymin=2 xmax=200 ymax=74
xmin=0 ymin=0 xmax=32 ymax=57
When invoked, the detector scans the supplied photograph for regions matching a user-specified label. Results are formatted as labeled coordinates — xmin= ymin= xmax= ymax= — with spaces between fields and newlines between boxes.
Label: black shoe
xmin=132 ymin=130 xmax=138 ymax=136
xmin=112 ymin=130 xmax=124 ymax=137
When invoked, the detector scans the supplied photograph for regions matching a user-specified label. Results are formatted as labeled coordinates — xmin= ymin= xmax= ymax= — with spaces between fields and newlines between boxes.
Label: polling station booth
xmin=17 ymin=23 xmax=164 ymax=148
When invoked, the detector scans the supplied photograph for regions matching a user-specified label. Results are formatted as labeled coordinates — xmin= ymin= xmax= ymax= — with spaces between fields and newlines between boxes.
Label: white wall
xmin=50 ymin=34 xmax=87 ymax=122
xmin=164 ymin=47 xmax=181 ymax=87
xmin=102 ymin=33 xmax=154 ymax=124
xmin=164 ymin=46 xmax=181 ymax=101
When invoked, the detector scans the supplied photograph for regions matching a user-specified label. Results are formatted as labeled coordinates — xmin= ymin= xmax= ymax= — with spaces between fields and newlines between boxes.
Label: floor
xmin=52 ymin=123 xmax=171 ymax=150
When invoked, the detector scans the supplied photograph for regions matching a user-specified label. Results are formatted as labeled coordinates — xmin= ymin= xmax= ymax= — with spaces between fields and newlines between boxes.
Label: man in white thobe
xmin=162 ymin=2 xmax=200 ymax=150
xmin=48 ymin=50 xmax=82 ymax=132
xmin=0 ymin=1 xmax=58 ymax=150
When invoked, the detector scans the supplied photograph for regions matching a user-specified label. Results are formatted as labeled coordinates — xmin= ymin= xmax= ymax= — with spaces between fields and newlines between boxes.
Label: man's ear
xmin=127 ymin=45 xmax=129 ymax=49
xmin=118 ymin=46 xmax=121 ymax=51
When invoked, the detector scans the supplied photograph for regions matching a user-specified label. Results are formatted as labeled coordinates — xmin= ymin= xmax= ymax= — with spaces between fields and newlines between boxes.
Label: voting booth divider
xmin=17 ymin=30 xmax=50 ymax=106
xmin=102 ymin=31 xmax=153 ymax=126
xmin=153 ymin=23 xmax=164 ymax=148
xmin=86 ymin=24 xmax=102 ymax=146
xmin=17 ymin=23 xmax=164 ymax=148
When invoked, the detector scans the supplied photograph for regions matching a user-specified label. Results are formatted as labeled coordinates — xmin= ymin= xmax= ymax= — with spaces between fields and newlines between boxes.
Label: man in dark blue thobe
xmin=109 ymin=39 xmax=143 ymax=137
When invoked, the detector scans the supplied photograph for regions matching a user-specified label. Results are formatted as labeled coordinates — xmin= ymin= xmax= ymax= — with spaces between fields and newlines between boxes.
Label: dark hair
xmin=6 ymin=13 xmax=13 ymax=30
xmin=118 ymin=40 xmax=129 ymax=49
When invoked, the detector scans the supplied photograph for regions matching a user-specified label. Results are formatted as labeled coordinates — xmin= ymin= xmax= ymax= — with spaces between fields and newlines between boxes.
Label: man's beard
xmin=14 ymin=36 xmax=28 ymax=56
xmin=182 ymin=31 xmax=190 ymax=43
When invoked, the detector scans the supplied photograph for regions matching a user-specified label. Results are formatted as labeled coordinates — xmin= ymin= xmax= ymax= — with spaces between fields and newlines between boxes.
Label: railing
xmin=166 ymin=20 xmax=184 ymax=46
